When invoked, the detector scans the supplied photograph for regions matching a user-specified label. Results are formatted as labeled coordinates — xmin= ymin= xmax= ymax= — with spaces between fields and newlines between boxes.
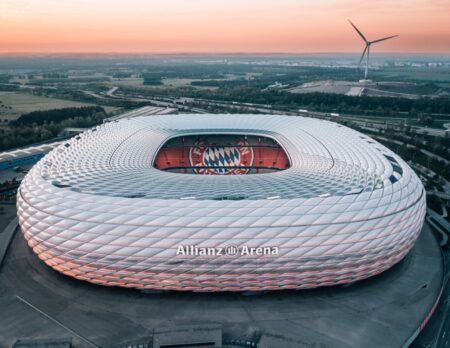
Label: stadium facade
xmin=17 ymin=114 xmax=426 ymax=291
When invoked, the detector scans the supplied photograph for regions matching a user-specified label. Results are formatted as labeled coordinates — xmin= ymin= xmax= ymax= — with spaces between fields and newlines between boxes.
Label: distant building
xmin=266 ymin=81 xmax=289 ymax=89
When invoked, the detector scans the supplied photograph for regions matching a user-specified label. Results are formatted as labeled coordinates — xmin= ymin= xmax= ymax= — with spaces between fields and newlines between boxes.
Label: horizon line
xmin=0 ymin=51 xmax=449 ymax=57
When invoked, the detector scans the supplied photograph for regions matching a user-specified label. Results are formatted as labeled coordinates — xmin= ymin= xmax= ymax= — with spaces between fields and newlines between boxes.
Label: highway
xmin=106 ymin=86 xmax=119 ymax=97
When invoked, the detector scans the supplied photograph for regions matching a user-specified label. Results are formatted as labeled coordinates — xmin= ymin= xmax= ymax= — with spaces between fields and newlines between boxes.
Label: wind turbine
xmin=348 ymin=20 xmax=398 ymax=81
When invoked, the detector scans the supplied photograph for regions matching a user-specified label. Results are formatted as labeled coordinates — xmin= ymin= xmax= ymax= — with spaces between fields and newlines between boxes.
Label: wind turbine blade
xmin=370 ymin=35 xmax=399 ymax=44
xmin=348 ymin=19 xmax=368 ymax=43
xmin=358 ymin=45 xmax=368 ymax=67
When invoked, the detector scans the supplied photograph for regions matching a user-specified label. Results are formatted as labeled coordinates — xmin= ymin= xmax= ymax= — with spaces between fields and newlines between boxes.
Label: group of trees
xmin=29 ymin=76 xmax=110 ymax=86
xmin=10 ymin=106 xmax=105 ymax=126
xmin=42 ymin=73 xmax=68 ymax=79
xmin=427 ymin=194 xmax=445 ymax=215
xmin=142 ymin=74 xmax=163 ymax=86
xmin=0 ymin=115 xmax=106 ymax=151
xmin=0 ymin=84 xmax=19 ymax=91
xmin=141 ymin=64 xmax=255 ymax=85
xmin=0 ymin=75 xmax=11 ymax=83
xmin=1 ymin=106 xmax=106 ymax=151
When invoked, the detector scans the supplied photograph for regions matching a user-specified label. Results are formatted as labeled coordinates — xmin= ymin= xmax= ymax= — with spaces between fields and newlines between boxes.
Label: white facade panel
xmin=17 ymin=114 xmax=426 ymax=291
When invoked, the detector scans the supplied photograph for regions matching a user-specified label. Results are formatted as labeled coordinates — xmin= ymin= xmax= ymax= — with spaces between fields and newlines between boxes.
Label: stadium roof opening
xmin=153 ymin=134 xmax=290 ymax=174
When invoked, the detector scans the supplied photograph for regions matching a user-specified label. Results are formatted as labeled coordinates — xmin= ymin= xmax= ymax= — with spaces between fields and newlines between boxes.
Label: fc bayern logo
xmin=189 ymin=137 xmax=255 ymax=175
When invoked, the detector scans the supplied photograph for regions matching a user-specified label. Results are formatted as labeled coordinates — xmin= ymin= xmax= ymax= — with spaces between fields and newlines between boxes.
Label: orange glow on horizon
xmin=0 ymin=0 xmax=449 ymax=54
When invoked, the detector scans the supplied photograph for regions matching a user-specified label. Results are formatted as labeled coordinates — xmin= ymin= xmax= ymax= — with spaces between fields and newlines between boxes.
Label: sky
xmin=0 ymin=0 xmax=449 ymax=54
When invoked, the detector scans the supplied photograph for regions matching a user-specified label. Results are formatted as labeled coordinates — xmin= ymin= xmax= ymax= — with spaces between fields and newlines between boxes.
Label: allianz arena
xmin=17 ymin=114 xmax=426 ymax=292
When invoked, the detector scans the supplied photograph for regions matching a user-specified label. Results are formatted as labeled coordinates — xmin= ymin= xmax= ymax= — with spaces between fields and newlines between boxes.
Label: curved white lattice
xmin=17 ymin=114 xmax=426 ymax=291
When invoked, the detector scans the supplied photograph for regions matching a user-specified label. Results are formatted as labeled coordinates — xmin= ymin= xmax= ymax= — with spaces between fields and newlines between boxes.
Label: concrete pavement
xmin=0 ymin=216 xmax=17 ymax=269
xmin=0 ymin=222 xmax=443 ymax=348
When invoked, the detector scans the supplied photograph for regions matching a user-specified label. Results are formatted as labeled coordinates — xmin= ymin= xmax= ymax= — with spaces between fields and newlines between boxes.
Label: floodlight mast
xmin=348 ymin=20 xmax=398 ymax=80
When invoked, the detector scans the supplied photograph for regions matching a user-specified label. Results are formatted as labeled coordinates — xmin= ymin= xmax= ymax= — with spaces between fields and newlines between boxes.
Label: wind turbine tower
xmin=348 ymin=20 xmax=398 ymax=81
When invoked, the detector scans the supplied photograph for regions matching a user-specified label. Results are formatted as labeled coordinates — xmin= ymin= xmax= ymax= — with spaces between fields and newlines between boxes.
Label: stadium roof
xmin=39 ymin=114 xmax=403 ymax=200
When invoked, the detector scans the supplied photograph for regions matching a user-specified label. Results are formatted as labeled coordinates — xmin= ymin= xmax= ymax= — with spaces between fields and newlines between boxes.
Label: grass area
xmin=110 ymin=77 xmax=145 ymax=88
xmin=436 ymin=82 xmax=450 ymax=88
xmin=163 ymin=78 xmax=201 ymax=87
xmin=162 ymin=78 xmax=219 ymax=90
xmin=0 ymin=91 xmax=97 ymax=122
xmin=373 ymin=67 xmax=450 ymax=85
xmin=107 ymin=76 xmax=219 ymax=90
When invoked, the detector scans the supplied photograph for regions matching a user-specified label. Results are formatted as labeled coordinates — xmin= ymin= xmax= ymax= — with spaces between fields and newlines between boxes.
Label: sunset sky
xmin=0 ymin=0 xmax=449 ymax=54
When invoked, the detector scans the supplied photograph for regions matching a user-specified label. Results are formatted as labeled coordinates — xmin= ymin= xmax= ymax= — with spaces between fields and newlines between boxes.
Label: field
xmin=110 ymin=76 xmax=145 ymax=88
xmin=162 ymin=78 xmax=221 ymax=90
xmin=107 ymin=77 xmax=225 ymax=90
xmin=0 ymin=91 xmax=97 ymax=123
xmin=373 ymin=67 xmax=450 ymax=87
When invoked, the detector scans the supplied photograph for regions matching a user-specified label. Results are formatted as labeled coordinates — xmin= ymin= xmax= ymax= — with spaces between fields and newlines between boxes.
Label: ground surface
xmin=0 ymin=92 xmax=95 ymax=122
xmin=0 ymin=221 xmax=443 ymax=348
xmin=287 ymin=80 xmax=447 ymax=99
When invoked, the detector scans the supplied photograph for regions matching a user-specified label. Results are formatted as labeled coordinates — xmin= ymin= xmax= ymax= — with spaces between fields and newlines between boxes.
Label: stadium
xmin=16 ymin=114 xmax=426 ymax=292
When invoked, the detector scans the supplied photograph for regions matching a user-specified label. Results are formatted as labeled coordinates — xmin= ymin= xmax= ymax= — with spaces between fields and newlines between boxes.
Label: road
xmin=106 ymin=86 xmax=119 ymax=97
xmin=430 ymin=191 xmax=450 ymax=201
